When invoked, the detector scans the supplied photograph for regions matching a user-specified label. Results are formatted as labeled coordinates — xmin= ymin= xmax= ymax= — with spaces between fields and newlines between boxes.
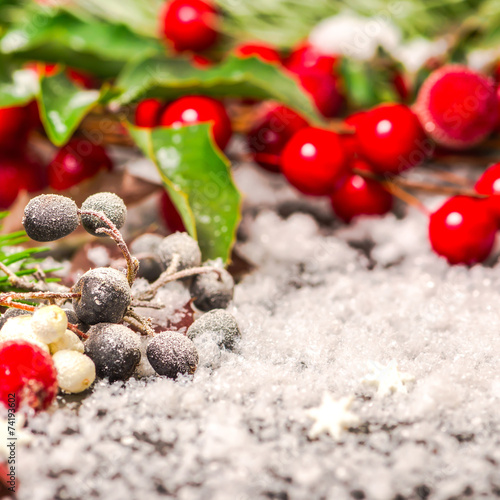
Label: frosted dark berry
xmin=146 ymin=331 xmax=199 ymax=378
xmin=187 ymin=309 xmax=241 ymax=350
xmin=0 ymin=340 xmax=58 ymax=412
xmin=130 ymin=233 xmax=165 ymax=282
xmin=72 ymin=267 xmax=131 ymax=325
xmin=158 ymin=232 xmax=202 ymax=272
xmin=23 ymin=194 xmax=79 ymax=242
xmin=84 ymin=323 xmax=141 ymax=382
xmin=189 ymin=267 xmax=234 ymax=311
xmin=80 ymin=192 xmax=127 ymax=236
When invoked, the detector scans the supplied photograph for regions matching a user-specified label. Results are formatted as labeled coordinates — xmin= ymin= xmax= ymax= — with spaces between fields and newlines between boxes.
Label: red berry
xmin=247 ymin=103 xmax=309 ymax=173
xmin=160 ymin=190 xmax=186 ymax=233
xmin=355 ymin=103 xmax=428 ymax=175
xmin=284 ymin=42 xmax=338 ymax=75
xmin=280 ymin=127 xmax=349 ymax=196
xmin=474 ymin=162 xmax=500 ymax=224
xmin=0 ymin=340 xmax=58 ymax=413
xmin=0 ymin=157 xmax=24 ymax=209
xmin=19 ymin=153 xmax=48 ymax=193
xmin=341 ymin=111 xmax=366 ymax=160
xmin=330 ymin=159 xmax=393 ymax=222
xmin=191 ymin=54 xmax=213 ymax=68
xmin=159 ymin=96 xmax=232 ymax=150
xmin=298 ymin=71 xmax=343 ymax=118
xmin=0 ymin=106 xmax=30 ymax=153
xmin=234 ymin=43 xmax=281 ymax=63
xmin=48 ymin=139 xmax=111 ymax=190
xmin=160 ymin=0 xmax=218 ymax=53
xmin=428 ymin=196 xmax=497 ymax=265
xmin=415 ymin=64 xmax=498 ymax=150
xmin=135 ymin=99 xmax=163 ymax=128
xmin=66 ymin=68 xmax=97 ymax=89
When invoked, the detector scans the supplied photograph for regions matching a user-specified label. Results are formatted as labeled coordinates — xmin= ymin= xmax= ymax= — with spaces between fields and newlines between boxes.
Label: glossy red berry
xmin=66 ymin=68 xmax=98 ymax=89
xmin=284 ymin=42 xmax=338 ymax=75
xmin=247 ymin=103 xmax=309 ymax=173
xmin=330 ymin=160 xmax=393 ymax=222
xmin=0 ymin=157 xmax=24 ymax=209
xmin=474 ymin=162 xmax=500 ymax=224
xmin=280 ymin=127 xmax=349 ymax=196
xmin=160 ymin=95 xmax=232 ymax=150
xmin=48 ymin=139 xmax=112 ymax=190
xmin=234 ymin=43 xmax=281 ymax=63
xmin=0 ymin=106 xmax=30 ymax=152
xmin=415 ymin=65 xmax=498 ymax=150
xmin=160 ymin=0 xmax=218 ymax=53
xmin=428 ymin=196 xmax=497 ymax=265
xmin=298 ymin=71 xmax=343 ymax=118
xmin=355 ymin=103 xmax=428 ymax=175
xmin=160 ymin=190 xmax=186 ymax=233
xmin=0 ymin=340 xmax=58 ymax=413
xmin=135 ymin=98 xmax=163 ymax=128
xmin=11 ymin=154 xmax=47 ymax=194
xmin=341 ymin=111 xmax=366 ymax=160
xmin=191 ymin=54 xmax=214 ymax=68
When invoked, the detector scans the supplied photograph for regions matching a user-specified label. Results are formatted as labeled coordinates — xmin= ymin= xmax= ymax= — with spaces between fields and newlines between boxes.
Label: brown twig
xmin=138 ymin=266 xmax=222 ymax=301
xmin=78 ymin=209 xmax=139 ymax=286
xmin=0 ymin=299 xmax=88 ymax=339
xmin=0 ymin=262 xmax=41 ymax=292
xmin=0 ymin=292 xmax=80 ymax=302
xmin=124 ymin=308 xmax=155 ymax=336
xmin=130 ymin=299 xmax=164 ymax=309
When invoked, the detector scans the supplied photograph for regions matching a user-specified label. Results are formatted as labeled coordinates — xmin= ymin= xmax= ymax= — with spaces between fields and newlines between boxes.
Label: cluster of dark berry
xmin=0 ymin=191 xmax=240 ymax=413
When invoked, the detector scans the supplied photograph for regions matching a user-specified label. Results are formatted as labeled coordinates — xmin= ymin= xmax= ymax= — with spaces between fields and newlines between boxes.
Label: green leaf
xmin=129 ymin=123 xmax=241 ymax=264
xmin=115 ymin=55 xmax=322 ymax=124
xmin=0 ymin=62 xmax=38 ymax=107
xmin=0 ymin=10 xmax=164 ymax=74
xmin=38 ymin=71 xmax=101 ymax=146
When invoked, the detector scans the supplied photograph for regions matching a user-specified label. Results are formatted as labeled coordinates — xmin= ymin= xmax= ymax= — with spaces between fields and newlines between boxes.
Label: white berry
xmin=49 ymin=329 xmax=84 ymax=354
xmin=31 ymin=305 xmax=67 ymax=343
xmin=52 ymin=350 xmax=96 ymax=393
xmin=0 ymin=316 xmax=49 ymax=352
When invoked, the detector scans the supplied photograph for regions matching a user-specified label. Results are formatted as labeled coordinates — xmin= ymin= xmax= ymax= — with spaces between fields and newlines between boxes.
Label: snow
xmin=7 ymin=163 xmax=500 ymax=499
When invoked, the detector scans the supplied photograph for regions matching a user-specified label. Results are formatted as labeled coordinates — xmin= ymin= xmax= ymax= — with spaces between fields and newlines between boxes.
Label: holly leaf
xmin=0 ymin=9 xmax=164 ymax=77
xmin=128 ymin=123 xmax=241 ymax=264
xmin=38 ymin=71 xmax=101 ymax=146
xmin=0 ymin=63 xmax=38 ymax=107
xmin=115 ymin=55 xmax=322 ymax=124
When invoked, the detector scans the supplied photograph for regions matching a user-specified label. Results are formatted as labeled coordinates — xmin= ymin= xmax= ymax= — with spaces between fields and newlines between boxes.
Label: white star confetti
xmin=0 ymin=413 xmax=33 ymax=461
xmin=306 ymin=393 xmax=360 ymax=440
xmin=362 ymin=360 xmax=415 ymax=397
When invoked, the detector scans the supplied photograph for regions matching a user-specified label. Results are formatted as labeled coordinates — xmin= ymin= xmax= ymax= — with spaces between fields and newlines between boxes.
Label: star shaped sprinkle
xmin=306 ymin=393 xmax=360 ymax=440
xmin=362 ymin=360 xmax=415 ymax=397
xmin=0 ymin=414 xmax=33 ymax=461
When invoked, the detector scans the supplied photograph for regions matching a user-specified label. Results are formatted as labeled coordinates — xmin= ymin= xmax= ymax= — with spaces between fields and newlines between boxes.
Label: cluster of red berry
xmin=155 ymin=0 xmax=500 ymax=266
xmin=0 ymin=63 xmax=111 ymax=211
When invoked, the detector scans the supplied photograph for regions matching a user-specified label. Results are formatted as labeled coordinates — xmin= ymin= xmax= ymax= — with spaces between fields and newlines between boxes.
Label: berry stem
xmin=65 ymin=322 xmax=89 ymax=340
xmin=78 ymin=209 xmax=139 ymax=287
xmin=0 ymin=292 xmax=80 ymax=303
xmin=130 ymin=299 xmax=165 ymax=309
xmin=140 ymin=266 xmax=223 ymax=300
xmin=123 ymin=308 xmax=155 ymax=336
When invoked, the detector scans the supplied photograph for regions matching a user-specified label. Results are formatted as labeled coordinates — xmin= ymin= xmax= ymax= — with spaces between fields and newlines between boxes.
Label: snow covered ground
xmin=13 ymin=162 xmax=500 ymax=500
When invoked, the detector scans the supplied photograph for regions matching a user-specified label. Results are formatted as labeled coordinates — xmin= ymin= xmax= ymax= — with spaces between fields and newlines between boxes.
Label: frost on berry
xmin=130 ymin=233 xmax=165 ymax=282
xmin=157 ymin=232 xmax=202 ymax=272
xmin=22 ymin=194 xmax=79 ymax=242
xmin=49 ymin=329 xmax=84 ymax=354
xmin=0 ymin=308 xmax=30 ymax=329
xmin=187 ymin=309 xmax=241 ymax=351
xmin=0 ymin=340 xmax=58 ymax=412
xmin=52 ymin=350 xmax=96 ymax=393
xmin=189 ymin=267 xmax=234 ymax=311
xmin=80 ymin=192 xmax=127 ymax=237
xmin=72 ymin=267 xmax=131 ymax=325
xmin=84 ymin=323 xmax=141 ymax=382
xmin=31 ymin=305 xmax=67 ymax=344
xmin=0 ymin=316 xmax=49 ymax=353
xmin=146 ymin=331 xmax=199 ymax=379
